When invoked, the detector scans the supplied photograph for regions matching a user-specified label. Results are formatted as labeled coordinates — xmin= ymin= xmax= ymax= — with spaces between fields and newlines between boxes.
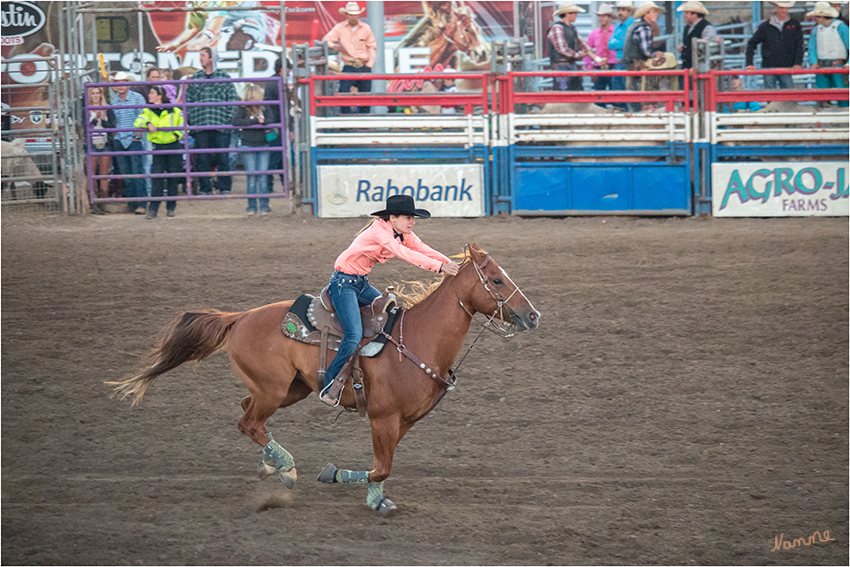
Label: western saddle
xmin=281 ymin=286 xmax=398 ymax=415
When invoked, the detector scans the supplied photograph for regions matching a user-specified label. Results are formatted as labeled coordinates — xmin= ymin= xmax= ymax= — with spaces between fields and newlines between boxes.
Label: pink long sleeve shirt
xmin=334 ymin=219 xmax=450 ymax=275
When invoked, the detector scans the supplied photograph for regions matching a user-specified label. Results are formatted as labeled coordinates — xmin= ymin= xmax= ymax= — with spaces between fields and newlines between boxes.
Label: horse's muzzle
xmin=511 ymin=308 xmax=540 ymax=331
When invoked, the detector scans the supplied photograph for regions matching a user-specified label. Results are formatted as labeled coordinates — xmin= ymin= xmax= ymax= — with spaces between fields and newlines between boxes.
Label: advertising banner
xmin=712 ymin=162 xmax=849 ymax=217
xmin=318 ymin=164 xmax=485 ymax=218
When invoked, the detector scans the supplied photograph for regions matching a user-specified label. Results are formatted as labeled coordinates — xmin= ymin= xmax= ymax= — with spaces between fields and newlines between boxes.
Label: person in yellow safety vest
xmin=134 ymin=86 xmax=185 ymax=219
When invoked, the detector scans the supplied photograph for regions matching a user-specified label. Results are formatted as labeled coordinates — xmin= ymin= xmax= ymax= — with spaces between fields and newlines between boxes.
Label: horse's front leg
xmin=317 ymin=415 xmax=407 ymax=516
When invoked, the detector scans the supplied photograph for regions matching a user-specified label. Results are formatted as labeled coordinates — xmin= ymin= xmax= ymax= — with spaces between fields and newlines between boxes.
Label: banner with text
xmin=318 ymin=164 xmax=485 ymax=218
xmin=712 ymin=162 xmax=849 ymax=217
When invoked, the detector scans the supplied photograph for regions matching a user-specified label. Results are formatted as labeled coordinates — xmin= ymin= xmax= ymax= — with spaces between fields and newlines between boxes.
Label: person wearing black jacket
xmin=746 ymin=1 xmax=804 ymax=89
xmin=263 ymin=55 xmax=292 ymax=196
xmin=233 ymin=84 xmax=275 ymax=216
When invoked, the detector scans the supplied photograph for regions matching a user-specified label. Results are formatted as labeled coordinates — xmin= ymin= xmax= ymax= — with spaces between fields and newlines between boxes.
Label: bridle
xmin=454 ymin=249 xmax=523 ymax=339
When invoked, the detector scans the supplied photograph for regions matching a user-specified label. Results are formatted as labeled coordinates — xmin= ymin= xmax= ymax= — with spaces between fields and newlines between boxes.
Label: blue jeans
xmin=324 ymin=271 xmax=381 ymax=387
xmin=763 ymin=73 xmax=795 ymax=90
xmin=143 ymin=137 xmax=153 ymax=197
xmin=552 ymin=62 xmax=583 ymax=91
xmin=339 ymin=64 xmax=372 ymax=114
xmin=113 ymin=140 xmax=145 ymax=210
xmin=242 ymin=145 xmax=270 ymax=212
xmin=611 ymin=63 xmax=628 ymax=110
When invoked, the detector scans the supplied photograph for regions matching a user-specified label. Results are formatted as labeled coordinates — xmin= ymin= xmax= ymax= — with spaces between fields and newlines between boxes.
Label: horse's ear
xmin=468 ymin=243 xmax=484 ymax=262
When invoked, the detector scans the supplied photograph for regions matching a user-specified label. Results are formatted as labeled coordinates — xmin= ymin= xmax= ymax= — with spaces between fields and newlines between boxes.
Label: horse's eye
xmin=492 ymin=279 xmax=503 ymax=285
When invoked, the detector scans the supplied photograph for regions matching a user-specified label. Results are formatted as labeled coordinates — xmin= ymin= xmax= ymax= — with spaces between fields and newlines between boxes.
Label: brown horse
xmin=107 ymin=244 xmax=539 ymax=516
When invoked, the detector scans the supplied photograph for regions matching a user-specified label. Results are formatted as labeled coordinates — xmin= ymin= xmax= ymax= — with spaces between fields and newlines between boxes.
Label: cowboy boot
xmin=319 ymin=377 xmax=344 ymax=407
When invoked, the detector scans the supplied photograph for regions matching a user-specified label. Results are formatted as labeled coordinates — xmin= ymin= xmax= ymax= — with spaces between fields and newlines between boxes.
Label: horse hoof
xmin=257 ymin=461 xmax=276 ymax=480
xmin=317 ymin=463 xmax=337 ymax=484
xmin=279 ymin=467 xmax=297 ymax=489
xmin=377 ymin=498 xmax=397 ymax=518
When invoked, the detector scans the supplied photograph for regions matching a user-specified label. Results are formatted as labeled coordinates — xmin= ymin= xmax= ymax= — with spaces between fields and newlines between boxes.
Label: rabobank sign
xmin=318 ymin=164 xmax=485 ymax=218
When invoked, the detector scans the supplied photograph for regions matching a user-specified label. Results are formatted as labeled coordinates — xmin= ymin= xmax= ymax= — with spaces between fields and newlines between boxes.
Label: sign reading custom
xmin=1 ymin=1 xmax=46 ymax=46
xmin=318 ymin=164 xmax=485 ymax=218
xmin=712 ymin=162 xmax=849 ymax=217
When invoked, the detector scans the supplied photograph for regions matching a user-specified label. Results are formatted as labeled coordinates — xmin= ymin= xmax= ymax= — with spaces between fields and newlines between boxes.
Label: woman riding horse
xmin=319 ymin=195 xmax=460 ymax=406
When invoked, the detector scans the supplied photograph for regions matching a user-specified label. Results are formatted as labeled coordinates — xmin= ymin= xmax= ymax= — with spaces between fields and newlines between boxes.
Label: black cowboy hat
xmin=370 ymin=195 xmax=431 ymax=219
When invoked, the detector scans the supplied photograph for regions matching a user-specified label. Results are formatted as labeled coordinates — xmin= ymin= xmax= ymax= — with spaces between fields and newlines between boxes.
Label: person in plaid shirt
xmin=623 ymin=1 xmax=664 ymax=110
xmin=546 ymin=2 xmax=590 ymax=91
xmin=185 ymin=47 xmax=239 ymax=195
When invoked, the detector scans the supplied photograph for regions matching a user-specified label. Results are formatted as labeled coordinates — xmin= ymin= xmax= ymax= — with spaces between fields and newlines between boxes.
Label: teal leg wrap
xmin=335 ymin=469 xmax=369 ymax=484
xmin=367 ymin=481 xmax=384 ymax=510
xmin=263 ymin=439 xmax=295 ymax=472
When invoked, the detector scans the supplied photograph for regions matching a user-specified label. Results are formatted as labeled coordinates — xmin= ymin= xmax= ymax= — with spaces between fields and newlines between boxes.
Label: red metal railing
xmin=498 ymin=69 xmax=692 ymax=113
xmin=699 ymin=68 xmax=849 ymax=110
xmin=306 ymin=72 xmax=491 ymax=116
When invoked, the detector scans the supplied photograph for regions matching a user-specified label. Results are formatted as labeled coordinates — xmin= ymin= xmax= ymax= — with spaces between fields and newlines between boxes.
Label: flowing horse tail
xmin=106 ymin=310 xmax=243 ymax=405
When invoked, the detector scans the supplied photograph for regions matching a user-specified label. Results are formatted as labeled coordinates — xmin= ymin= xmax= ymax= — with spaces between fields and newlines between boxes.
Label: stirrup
xmin=319 ymin=379 xmax=344 ymax=407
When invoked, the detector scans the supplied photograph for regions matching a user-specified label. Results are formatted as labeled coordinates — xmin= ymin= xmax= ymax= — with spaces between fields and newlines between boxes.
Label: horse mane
xmin=390 ymin=248 xmax=480 ymax=307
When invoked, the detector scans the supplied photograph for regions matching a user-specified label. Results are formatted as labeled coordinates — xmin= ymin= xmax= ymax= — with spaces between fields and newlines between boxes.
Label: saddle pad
xmin=281 ymin=293 xmax=401 ymax=358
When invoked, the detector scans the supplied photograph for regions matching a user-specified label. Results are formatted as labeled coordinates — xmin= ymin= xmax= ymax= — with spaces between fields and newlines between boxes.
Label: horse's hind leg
xmin=238 ymin=393 xmax=300 ymax=488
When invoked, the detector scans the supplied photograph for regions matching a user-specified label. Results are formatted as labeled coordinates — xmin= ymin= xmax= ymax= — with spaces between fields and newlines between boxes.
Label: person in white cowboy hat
xmin=608 ymin=1 xmax=636 ymax=108
xmin=806 ymin=1 xmax=849 ymax=105
xmin=109 ymin=71 xmax=148 ymax=214
xmin=676 ymin=1 xmax=719 ymax=69
xmin=323 ymin=2 xmax=376 ymax=114
xmin=622 ymin=2 xmax=664 ymax=110
xmin=584 ymin=4 xmax=619 ymax=93
xmin=547 ymin=2 xmax=590 ymax=91
xmin=745 ymin=2 xmax=804 ymax=89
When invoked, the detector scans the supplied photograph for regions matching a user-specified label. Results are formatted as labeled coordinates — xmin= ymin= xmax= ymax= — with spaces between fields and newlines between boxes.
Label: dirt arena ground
xmin=2 ymin=201 xmax=847 ymax=565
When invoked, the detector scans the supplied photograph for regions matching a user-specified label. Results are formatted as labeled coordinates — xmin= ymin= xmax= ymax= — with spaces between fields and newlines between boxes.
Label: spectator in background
xmin=1 ymin=103 xmax=12 ymax=142
xmin=135 ymin=85 xmax=184 ymax=219
xmin=85 ymin=85 xmax=116 ymax=214
xmin=185 ymin=46 xmax=239 ymax=195
xmin=623 ymin=1 xmax=664 ymax=111
xmin=110 ymin=71 xmax=147 ymax=214
xmin=440 ymin=68 xmax=459 ymax=114
xmin=323 ymin=1 xmax=377 ymax=114
xmin=608 ymin=0 xmax=635 ymax=102
xmin=263 ymin=55 xmax=290 ymax=196
xmin=830 ymin=2 xmax=849 ymax=25
xmin=585 ymin=4 xmax=617 ymax=92
xmin=132 ymin=67 xmax=163 ymax=200
xmin=723 ymin=76 xmax=761 ymax=112
xmin=160 ymin=67 xmax=180 ymax=103
xmin=547 ymin=2 xmax=589 ymax=91
xmin=746 ymin=2 xmax=804 ymax=89
xmin=807 ymin=2 xmax=849 ymax=106
xmin=233 ymin=84 xmax=273 ymax=217
xmin=677 ymin=1 xmax=719 ymax=70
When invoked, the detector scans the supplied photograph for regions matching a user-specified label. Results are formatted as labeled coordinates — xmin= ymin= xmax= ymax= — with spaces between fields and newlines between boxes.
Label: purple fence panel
xmin=84 ymin=76 xmax=288 ymax=205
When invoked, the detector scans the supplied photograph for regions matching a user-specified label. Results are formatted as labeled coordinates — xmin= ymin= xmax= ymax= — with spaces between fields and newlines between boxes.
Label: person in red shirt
xmin=319 ymin=195 xmax=460 ymax=406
